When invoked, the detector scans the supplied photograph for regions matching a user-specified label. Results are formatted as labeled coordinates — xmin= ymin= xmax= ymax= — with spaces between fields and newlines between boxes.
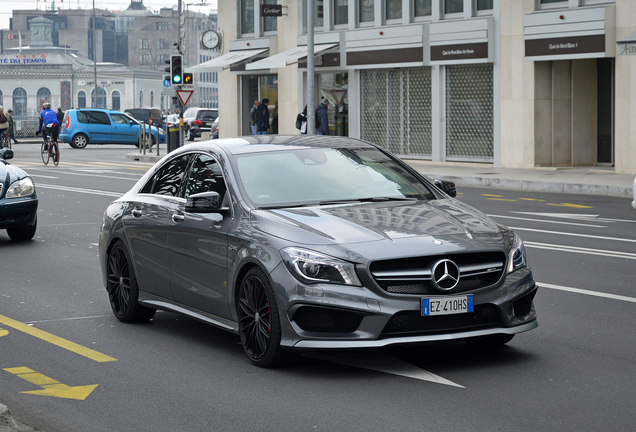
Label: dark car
xmin=59 ymin=109 xmax=165 ymax=149
xmin=99 ymin=136 xmax=537 ymax=368
xmin=183 ymin=108 xmax=218 ymax=141
xmin=0 ymin=149 xmax=38 ymax=241
xmin=211 ymin=116 xmax=219 ymax=139
xmin=124 ymin=108 xmax=165 ymax=129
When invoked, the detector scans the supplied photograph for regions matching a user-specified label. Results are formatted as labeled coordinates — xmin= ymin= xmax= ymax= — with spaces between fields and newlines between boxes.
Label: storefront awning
xmin=245 ymin=43 xmax=338 ymax=70
xmin=186 ymin=48 xmax=268 ymax=73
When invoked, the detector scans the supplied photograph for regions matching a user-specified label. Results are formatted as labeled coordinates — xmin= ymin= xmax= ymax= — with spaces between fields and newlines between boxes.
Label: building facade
xmin=2 ymin=0 xmax=219 ymax=111
xmin=216 ymin=0 xmax=636 ymax=174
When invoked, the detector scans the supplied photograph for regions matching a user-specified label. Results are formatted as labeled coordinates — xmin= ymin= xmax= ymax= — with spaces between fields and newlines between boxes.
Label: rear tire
xmin=51 ymin=142 xmax=60 ymax=166
xmin=106 ymin=241 xmax=156 ymax=323
xmin=72 ymin=133 xmax=88 ymax=149
xmin=7 ymin=217 xmax=37 ymax=241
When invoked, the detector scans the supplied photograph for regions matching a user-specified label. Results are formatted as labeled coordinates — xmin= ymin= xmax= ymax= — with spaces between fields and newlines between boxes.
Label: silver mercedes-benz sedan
xmin=99 ymin=136 xmax=537 ymax=367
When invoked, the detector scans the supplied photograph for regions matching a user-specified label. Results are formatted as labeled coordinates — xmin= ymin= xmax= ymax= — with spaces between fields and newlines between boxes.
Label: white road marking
xmin=29 ymin=174 xmax=59 ymax=179
xmin=512 ymin=212 xmax=636 ymax=224
xmin=509 ymin=227 xmax=636 ymax=244
xmin=36 ymin=183 xmax=122 ymax=197
xmin=488 ymin=214 xmax=605 ymax=228
xmin=525 ymin=242 xmax=636 ymax=260
xmin=305 ymin=351 xmax=464 ymax=388
xmin=540 ymin=283 xmax=636 ymax=304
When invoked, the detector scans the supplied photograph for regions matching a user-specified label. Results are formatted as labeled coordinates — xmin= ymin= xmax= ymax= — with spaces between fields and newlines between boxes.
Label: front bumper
xmin=0 ymin=196 xmax=38 ymax=230
xmin=270 ymin=264 xmax=538 ymax=350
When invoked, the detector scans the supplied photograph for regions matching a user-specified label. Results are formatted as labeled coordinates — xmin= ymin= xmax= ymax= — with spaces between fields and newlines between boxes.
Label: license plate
xmin=422 ymin=295 xmax=473 ymax=316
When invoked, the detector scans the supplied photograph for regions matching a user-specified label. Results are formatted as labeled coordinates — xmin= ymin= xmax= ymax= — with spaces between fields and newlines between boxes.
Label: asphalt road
xmin=1 ymin=144 xmax=635 ymax=432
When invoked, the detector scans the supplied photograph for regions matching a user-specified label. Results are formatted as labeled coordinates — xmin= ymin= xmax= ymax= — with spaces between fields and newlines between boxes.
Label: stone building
xmin=214 ymin=0 xmax=635 ymax=174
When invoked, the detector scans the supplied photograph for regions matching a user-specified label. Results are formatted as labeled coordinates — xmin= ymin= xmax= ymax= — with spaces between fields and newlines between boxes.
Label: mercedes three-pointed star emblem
xmin=431 ymin=259 xmax=460 ymax=291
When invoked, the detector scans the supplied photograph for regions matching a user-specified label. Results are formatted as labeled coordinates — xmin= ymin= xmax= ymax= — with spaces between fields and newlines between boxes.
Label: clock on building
xmin=201 ymin=30 xmax=220 ymax=50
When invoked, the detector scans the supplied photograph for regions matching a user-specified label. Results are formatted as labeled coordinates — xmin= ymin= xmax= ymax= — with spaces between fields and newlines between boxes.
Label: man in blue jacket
xmin=36 ymin=102 xmax=60 ymax=148
xmin=315 ymin=97 xmax=329 ymax=135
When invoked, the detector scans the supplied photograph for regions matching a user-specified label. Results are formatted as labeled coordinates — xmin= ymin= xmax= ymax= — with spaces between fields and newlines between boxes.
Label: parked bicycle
xmin=40 ymin=133 xmax=60 ymax=166
xmin=0 ymin=132 xmax=10 ymax=149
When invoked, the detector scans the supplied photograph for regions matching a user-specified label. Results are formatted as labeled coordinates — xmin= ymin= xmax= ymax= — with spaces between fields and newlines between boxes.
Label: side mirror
xmin=0 ymin=149 xmax=14 ymax=160
xmin=186 ymin=191 xmax=222 ymax=213
xmin=434 ymin=179 xmax=457 ymax=198
xmin=129 ymin=120 xmax=135 ymax=125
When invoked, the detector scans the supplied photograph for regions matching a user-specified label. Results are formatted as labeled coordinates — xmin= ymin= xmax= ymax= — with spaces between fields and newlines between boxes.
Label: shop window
xmin=476 ymin=0 xmax=493 ymax=10
xmin=37 ymin=87 xmax=52 ymax=110
xmin=334 ymin=0 xmax=348 ymax=26
xmin=263 ymin=0 xmax=277 ymax=32
xmin=414 ymin=0 xmax=432 ymax=17
xmin=112 ymin=90 xmax=121 ymax=111
xmin=78 ymin=90 xmax=86 ymax=109
xmin=13 ymin=88 xmax=27 ymax=117
xmin=91 ymin=87 xmax=107 ymax=109
xmin=444 ymin=0 xmax=463 ymax=14
xmin=386 ymin=0 xmax=402 ymax=20
xmin=241 ymin=0 xmax=255 ymax=35
xmin=359 ymin=0 xmax=374 ymax=23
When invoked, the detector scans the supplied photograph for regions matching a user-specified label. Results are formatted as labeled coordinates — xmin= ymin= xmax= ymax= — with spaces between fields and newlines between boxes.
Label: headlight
xmin=281 ymin=247 xmax=362 ymax=286
xmin=507 ymin=232 xmax=528 ymax=273
xmin=5 ymin=177 xmax=35 ymax=198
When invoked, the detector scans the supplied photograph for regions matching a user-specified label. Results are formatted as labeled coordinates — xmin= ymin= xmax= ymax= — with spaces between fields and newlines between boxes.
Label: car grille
xmin=369 ymin=252 xmax=506 ymax=295
xmin=292 ymin=306 xmax=364 ymax=333
xmin=380 ymin=305 xmax=502 ymax=337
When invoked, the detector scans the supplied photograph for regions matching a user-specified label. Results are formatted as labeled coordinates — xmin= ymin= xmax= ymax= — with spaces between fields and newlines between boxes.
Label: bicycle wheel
xmin=51 ymin=141 xmax=60 ymax=166
xmin=40 ymin=140 xmax=50 ymax=165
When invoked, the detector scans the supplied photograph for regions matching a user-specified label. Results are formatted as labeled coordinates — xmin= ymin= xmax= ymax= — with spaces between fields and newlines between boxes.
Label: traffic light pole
xmin=178 ymin=0 xmax=185 ymax=149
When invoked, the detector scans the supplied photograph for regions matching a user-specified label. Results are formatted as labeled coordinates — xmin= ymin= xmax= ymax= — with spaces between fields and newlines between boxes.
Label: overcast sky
xmin=0 ymin=0 xmax=218 ymax=29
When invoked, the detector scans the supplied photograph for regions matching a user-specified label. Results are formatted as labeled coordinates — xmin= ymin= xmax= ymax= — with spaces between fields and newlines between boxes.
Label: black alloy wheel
xmin=237 ymin=267 xmax=295 ymax=367
xmin=107 ymin=241 xmax=156 ymax=323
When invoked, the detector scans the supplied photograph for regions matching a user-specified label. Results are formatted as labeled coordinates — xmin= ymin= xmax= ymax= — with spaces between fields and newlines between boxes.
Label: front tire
xmin=72 ymin=133 xmax=88 ymax=149
xmin=7 ymin=217 xmax=37 ymax=241
xmin=106 ymin=241 xmax=156 ymax=323
xmin=237 ymin=267 xmax=296 ymax=368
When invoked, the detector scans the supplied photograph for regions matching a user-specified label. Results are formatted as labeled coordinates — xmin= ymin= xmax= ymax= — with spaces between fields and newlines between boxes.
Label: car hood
xmin=250 ymin=199 xmax=505 ymax=256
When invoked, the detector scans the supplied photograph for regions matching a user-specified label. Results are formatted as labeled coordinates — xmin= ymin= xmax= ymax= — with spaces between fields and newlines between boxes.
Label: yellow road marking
xmin=486 ymin=198 xmax=518 ymax=201
xmin=0 ymin=327 xmax=8 ymax=337
xmin=481 ymin=194 xmax=505 ymax=197
xmin=0 ymin=315 xmax=117 ymax=363
xmin=546 ymin=203 xmax=593 ymax=209
xmin=520 ymin=198 xmax=546 ymax=202
xmin=4 ymin=367 xmax=98 ymax=400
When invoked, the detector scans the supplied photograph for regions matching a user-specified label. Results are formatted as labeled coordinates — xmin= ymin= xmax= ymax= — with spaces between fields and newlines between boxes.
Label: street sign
xmin=177 ymin=90 xmax=194 ymax=106
xmin=163 ymin=79 xmax=172 ymax=87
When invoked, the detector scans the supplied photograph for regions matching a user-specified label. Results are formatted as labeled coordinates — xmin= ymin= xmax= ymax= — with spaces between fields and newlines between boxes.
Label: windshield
xmin=235 ymin=147 xmax=435 ymax=208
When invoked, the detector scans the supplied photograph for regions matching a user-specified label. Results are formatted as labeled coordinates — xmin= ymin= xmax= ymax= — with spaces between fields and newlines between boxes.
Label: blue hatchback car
xmin=59 ymin=109 xmax=165 ymax=149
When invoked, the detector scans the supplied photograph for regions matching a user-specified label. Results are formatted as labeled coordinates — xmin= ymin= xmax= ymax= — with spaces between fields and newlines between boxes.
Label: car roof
xmin=178 ymin=135 xmax=376 ymax=156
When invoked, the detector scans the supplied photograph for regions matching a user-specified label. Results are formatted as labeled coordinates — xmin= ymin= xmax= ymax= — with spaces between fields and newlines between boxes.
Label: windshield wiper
xmin=258 ymin=203 xmax=309 ymax=210
xmin=319 ymin=196 xmax=417 ymax=205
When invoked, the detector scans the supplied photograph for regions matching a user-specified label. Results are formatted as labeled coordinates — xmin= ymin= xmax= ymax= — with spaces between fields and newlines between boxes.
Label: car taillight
xmin=66 ymin=115 xmax=70 ymax=129
xmin=193 ymin=119 xmax=203 ymax=126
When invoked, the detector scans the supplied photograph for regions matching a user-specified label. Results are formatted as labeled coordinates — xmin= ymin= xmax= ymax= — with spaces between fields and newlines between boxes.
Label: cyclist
xmin=35 ymin=102 xmax=60 ymax=149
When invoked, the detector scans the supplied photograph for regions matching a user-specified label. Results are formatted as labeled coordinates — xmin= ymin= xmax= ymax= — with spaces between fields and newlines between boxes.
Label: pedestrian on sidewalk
xmin=56 ymin=107 xmax=64 ymax=125
xmin=256 ymin=98 xmax=270 ymax=135
xmin=249 ymin=99 xmax=260 ymax=135
xmin=0 ymin=107 xmax=9 ymax=143
xmin=296 ymin=105 xmax=308 ymax=134
xmin=6 ymin=109 xmax=18 ymax=144
xmin=315 ymin=97 xmax=329 ymax=135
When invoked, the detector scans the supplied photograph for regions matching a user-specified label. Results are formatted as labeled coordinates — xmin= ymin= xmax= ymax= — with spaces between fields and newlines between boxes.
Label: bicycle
xmin=0 ymin=132 xmax=10 ymax=149
xmin=40 ymin=134 xmax=60 ymax=166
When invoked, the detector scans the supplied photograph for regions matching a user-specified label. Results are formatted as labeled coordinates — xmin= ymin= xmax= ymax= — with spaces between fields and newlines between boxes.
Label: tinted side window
xmin=77 ymin=111 xmax=90 ymax=124
xmin=88 ymin=111 xmax=111 ymax=125
xmin=151 ymin=155 xmax=191 ymax=197
xmin=110 ymin=113 xmax=130 ymax=124
xmin=185 ymin=154 xmax=227 ymax=202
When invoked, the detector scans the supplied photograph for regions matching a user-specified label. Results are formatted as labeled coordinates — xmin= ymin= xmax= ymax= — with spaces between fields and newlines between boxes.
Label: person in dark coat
xmin=315 ymin=97 xmax=329 ymax=135
xmin=256 ymin=98 xmax=270 ymax=135
xmin=6 ymin=109 xmax=18 ymax=144
xmin=57 ymin=108 xmax=65 ymax=125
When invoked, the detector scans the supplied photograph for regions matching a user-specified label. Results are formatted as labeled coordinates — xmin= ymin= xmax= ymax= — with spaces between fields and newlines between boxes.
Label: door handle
xmin=172 ymin=213 xmax=185 ymax=223
xmin=131 ymin=209 xmax=143 ymax=218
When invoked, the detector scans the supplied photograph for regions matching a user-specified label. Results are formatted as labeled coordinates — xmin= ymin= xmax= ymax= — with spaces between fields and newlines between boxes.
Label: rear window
xmin=196 ymin=111 xmax=217 ymax=121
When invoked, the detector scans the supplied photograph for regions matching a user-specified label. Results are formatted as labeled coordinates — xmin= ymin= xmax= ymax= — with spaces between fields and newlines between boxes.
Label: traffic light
xmin=183 ymin=73 xmax=193 ymax=85
xmin=164 ymin=58 xmax=171 ymax=82
xmin=170 ymin=54 xmax=183 ymax=85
